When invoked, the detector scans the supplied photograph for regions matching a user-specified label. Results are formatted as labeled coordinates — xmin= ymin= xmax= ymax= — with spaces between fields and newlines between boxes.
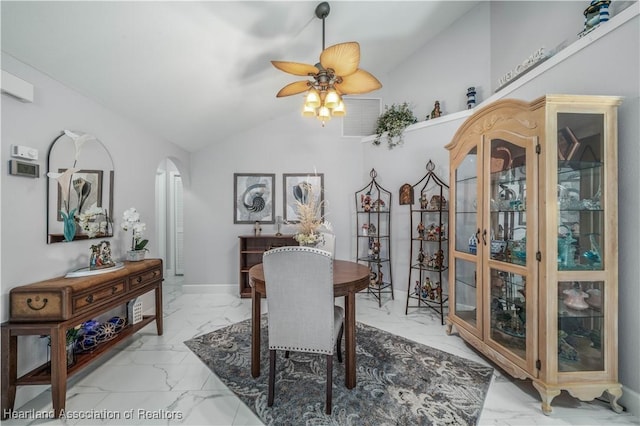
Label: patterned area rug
xmin=184 ymin=316 xmax=493 ymax=425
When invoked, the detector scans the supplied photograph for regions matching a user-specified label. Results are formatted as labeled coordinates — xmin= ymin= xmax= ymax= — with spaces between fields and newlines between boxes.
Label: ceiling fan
xmin=271 ymin=2 xmax=382 ymax=125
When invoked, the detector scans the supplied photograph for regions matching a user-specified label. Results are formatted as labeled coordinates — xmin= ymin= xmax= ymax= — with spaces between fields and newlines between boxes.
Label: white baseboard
xmin=182 ymin=284 xmax=236 ymax=294
xmin=621 ymin=385 xmax=640 ymax=418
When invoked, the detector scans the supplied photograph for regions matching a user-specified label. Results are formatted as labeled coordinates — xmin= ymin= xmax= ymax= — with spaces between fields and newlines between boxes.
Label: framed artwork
xmin=57 ymin=169 xmax=103 ymax=221
xmin=234 ymin=173 xmax=275 ymax=224
xmin=283 ymin=173 xmax=324 ymax=223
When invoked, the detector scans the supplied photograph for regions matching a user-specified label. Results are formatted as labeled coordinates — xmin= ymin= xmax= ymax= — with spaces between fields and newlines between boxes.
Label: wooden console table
xmin=1 ymin=259 xmax=163 ymax=419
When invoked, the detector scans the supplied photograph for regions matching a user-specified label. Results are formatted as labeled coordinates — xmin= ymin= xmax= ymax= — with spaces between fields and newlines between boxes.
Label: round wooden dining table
xmin=249 ymin=260 xmax=369 ymax=389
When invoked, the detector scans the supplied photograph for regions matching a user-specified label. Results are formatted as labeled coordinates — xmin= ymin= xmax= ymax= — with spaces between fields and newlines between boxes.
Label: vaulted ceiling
xmin=1 ymin=1 xmax=479 ymax=152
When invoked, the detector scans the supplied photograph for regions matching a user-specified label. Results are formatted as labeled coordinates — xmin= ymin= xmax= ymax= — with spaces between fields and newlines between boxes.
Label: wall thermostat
xmin=11 ymin=144 xmax=38 ymax=161
xmin=9 ymin=159 xmax=40 ymax=178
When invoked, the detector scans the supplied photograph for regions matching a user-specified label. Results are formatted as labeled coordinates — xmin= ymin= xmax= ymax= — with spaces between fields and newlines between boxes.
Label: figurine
xmin=419 ymin=193 xmax=429 ymax=209
xmin=417 ymin=222 xmax=426 ymax=239
xmin=417 ymin=247 xmax=426 ymax=265
xmin=362 ymin=223 xmax=369 ymax=236
xmin=426 ymin=223 xmax=438 ymax=241
xmin=430 ymin=101 xmax=442 ymax=119
xmin=429 ymin=195 xmax=447 ymax=210
xmin=372 ymin=198 xmax=385 ymax=211
xmin=563 ymin=283 xmax=590 ymax=311
xmin=254 ymin=221 xmax=262 ymax=236
xmin=371 ymin=240 xmax=381 ymax=259
xmin=361 ymin=192 xmax=372 ymax=212
xmin=466 ymin=87 xmax=477 ymax=109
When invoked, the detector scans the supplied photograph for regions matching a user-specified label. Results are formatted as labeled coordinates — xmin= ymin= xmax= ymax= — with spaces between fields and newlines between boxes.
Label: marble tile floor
xmin=4 ymin=276 xmax=639 ymax=426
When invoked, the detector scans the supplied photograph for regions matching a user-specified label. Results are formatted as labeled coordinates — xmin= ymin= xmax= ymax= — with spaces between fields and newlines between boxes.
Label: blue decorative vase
xmin=61 ymin=209 xmax=77 ymax=242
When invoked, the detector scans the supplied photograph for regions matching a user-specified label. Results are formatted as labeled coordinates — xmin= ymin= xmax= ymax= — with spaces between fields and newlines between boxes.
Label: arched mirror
xmin=47 ymin=130 xmax=114 ymax=243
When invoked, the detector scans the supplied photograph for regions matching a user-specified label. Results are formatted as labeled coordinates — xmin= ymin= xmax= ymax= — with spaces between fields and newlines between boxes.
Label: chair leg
xmin=268 ymin=350 xmax=276 ymax=407
xmin=326 ymin=354 xmax=333 ymax=415
xmin=336 ymin=323 xmax=344 ymax=363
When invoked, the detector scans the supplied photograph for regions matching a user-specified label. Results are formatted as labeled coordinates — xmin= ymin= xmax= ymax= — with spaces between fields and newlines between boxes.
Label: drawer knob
xmin=136 ymin=276 xmax=143 ymax=283
xmin=26 ymin=297 xmax=49 ymax=311
xmin=112 ymin=286 xmax=118 ymax=294
xmin=86 ymin=295 xmax=94 ymax=303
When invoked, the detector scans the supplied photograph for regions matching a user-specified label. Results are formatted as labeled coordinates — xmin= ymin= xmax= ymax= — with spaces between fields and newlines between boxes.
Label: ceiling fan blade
xmin=271 ymin=61 xmax=319 ymax=76
xmin=320 ymin=42 xmax=360 ymax=77
xmin=335 ymin=69 xmax=382 ymax=94
xmin=276 ymin=80 xmax=311 ymax=97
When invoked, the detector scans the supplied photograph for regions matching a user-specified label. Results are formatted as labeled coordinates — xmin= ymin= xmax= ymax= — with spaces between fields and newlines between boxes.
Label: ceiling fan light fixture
xmin=302 ymin=103 xmax=317 ymax=117
xmin=332 ymin=100 xmax=346 ymax=116
xmin=317 ymin=105 xmax=331 ymax=122
xmin=271 ymin=1 xmax=382 ymax=126
xmin=324 ymin=89 xmax=340 ymax=109
xmin=305 ymin=87 xmax=321 ymax=108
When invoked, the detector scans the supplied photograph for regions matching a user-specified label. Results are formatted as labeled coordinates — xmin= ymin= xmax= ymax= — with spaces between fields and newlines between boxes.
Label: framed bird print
xmin=283 ymin=173 xmax=324 ymax=223
xmin=234 ymin=173 xmax=275 ymax=224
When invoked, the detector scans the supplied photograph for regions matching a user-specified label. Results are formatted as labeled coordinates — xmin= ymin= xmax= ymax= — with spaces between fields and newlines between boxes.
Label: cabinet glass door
xmin=490 ymin=268 xmax=527 ymax=360
xmin=454 ymin=258 xmax=478 ymax=327
xmin=454 ymin=148 xmax=478 ymax=254
xmin=556 ymin=112 xmax=606 ymax=372
xmin=556 ymin=113 xmax=604 ymax=271
xmin=489 ymin=140 xmax=527 ymax=265
xmin=452 ymin=147 xmax=480 ymax=331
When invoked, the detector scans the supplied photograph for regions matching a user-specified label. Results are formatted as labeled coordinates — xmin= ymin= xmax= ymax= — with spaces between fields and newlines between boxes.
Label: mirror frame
xmin=46 ymin=131 xmax=115 ymax=244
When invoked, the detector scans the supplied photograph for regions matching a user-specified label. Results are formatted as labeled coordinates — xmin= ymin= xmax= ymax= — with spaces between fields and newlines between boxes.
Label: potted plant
xmin=373 ymin=102 xmax=418 ymax=149
xmin=121 ymin=207 xmax=149 ymax=261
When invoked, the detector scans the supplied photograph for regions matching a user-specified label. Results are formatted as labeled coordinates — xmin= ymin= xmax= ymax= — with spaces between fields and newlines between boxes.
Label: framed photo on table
xmin=283 ymin=173 xmax=324 ymax=223
xmin=234 ymin=173 xmax=275 ymax=224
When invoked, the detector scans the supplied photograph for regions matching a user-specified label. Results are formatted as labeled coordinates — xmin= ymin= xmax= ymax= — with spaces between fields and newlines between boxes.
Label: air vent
xmin=342 ymin=98 xmax=381 ymax=137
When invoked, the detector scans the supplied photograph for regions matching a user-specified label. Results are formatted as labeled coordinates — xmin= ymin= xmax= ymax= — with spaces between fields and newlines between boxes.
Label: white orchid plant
xmin=121 ymin=207 xmax=149 ymax=252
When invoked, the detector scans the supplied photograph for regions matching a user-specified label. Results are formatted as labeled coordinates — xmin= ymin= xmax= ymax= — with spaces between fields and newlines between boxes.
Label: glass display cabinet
xmin=404 ymin=160 xmax=449 ymax=325
xmin=445 ymin=95 xmax=623 ymax=414
xmin=355 ymin=169 xmax=393 ymax=307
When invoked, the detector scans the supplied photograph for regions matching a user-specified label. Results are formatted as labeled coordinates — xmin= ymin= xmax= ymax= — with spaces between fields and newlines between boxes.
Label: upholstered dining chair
xmin=262 ymin=246 xmax=344 ymax=414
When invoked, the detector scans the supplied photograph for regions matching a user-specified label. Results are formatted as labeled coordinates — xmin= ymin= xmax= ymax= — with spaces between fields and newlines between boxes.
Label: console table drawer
xmin=9 ymin=291 xmax=66 ymax=322
xmin=130 ymin=268 xmax=162 ymax=289
xmin=73 ymin=281 xmax=126 ymax=312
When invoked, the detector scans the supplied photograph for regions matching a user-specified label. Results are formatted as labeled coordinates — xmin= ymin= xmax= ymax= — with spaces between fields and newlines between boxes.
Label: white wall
xmin=0 ymin=53 xmax=190 ymax=407
xmin=183 ymin=110 xmax=363 ymax=286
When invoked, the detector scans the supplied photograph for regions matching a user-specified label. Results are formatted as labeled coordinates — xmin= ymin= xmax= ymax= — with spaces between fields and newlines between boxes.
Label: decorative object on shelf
xmin=563 ymin=282 xmax=590 ymax=311
xmin=121 ymin=207 xmax=149 ymax=261
xmin=429 ymin=101 xmax=442 ymax=119
xmin=108 ymin=316 xmax=127 ymax=333
xmin=469 ymin=233 xmax=478 ymax=254
xmin=373 ymin=102 xmax=418 ymax=149
xmin=271 ymin=2 xmax=381 ymax=126
xmin=582 ymin=233 xmax=602 ymax=266
xmin=254 ymin=221 xmax=262 ymax=236
xmin=496 ymin=47 xmax=549 ymax=91
xmin=586 ymin=288 xmax=602 ymax=310
xmin=89 ymin=240 xmax=116 ymax=270
xmin=579 ymin=0 xmax=611 ymax=37
xmin=275 ymin=216 xmax=284 ymax=236
xmin=233 ymin=173 xmax=275 ymax=224
xmin=399 ymin=183 xmax=414 ymax=205
xmin=355 ymin=168 xmax=393 ymax=307
xmin=467 ymin=87 xmax=477 ymax=109
xmin=127 ymin=298 xmax=143 ymax=324
xmin=405 ymin=159 xmax=449 ymax=324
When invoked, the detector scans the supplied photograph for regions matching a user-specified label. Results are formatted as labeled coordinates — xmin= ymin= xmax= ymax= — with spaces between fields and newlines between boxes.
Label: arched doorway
xmin=156 ymin=158 xmax=184 ymax=277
